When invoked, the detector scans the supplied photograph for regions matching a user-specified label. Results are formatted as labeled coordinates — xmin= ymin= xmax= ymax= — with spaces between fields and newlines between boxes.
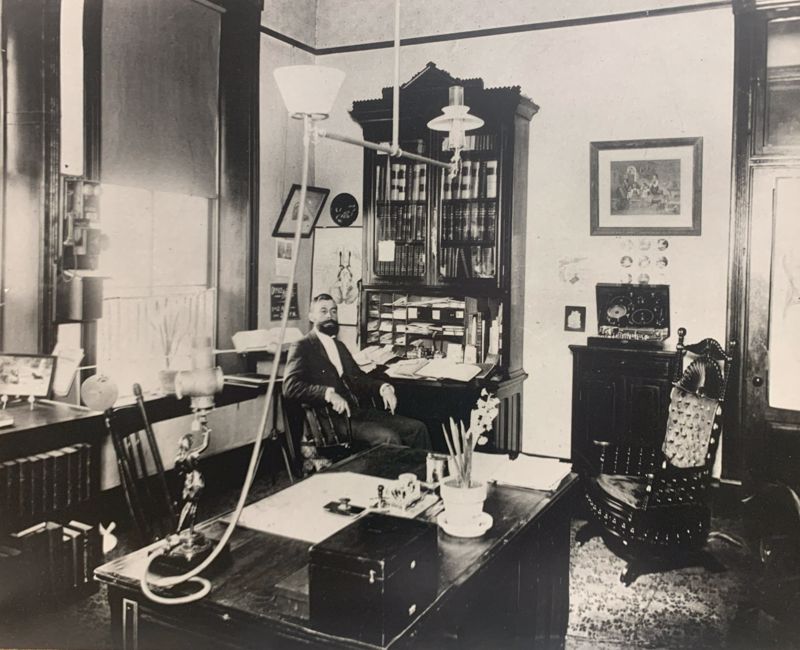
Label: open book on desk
xmin=414 ymin=358 xmax=481 ymax=382
xmin=384 ymin=359 xmax=430 ymax=379
xmin=470 ymin=453 xmax=572 ymax=491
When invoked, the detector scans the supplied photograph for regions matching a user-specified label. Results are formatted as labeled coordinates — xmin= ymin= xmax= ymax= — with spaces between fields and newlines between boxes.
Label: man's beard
xmin=318 ymin=319 xmax=339 ymax=336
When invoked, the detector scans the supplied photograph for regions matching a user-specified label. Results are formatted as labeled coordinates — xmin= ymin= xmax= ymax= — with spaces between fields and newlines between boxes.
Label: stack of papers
xmin=229 ymin=472 xmax=438 ymax=544
xmin=470 ymin=453 xmax=572 ymax=491
xmin=354 ymin=345 xmax=397 ymax=369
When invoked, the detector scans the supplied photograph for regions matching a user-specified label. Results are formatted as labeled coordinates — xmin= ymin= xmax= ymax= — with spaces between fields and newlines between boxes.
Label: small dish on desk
xmin=437 ymin=511 xmax=492 ymax=538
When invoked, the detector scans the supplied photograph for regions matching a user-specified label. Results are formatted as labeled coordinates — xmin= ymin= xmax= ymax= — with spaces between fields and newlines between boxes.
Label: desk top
xmin=0 ymin=382 xmax=266 ymax=460
xmin=95 ymin=445 xmax=577 ymax=649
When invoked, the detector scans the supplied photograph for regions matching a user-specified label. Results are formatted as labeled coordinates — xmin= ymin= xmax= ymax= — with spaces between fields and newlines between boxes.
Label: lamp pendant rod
xmin=391 ymin=0 xmax=401 ymax=154
xmin=316 ymin=127 xmax=451 ymax=169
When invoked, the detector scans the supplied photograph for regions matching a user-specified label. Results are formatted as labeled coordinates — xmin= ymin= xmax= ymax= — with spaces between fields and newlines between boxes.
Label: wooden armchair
xmin=577 ymin=331 xmax=733 ymax=585
xmin=104 ymin=384 xmax=177 ymax=545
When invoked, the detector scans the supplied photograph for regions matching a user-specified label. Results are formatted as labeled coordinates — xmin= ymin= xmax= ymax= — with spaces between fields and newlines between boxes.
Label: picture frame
xmin=0 ymin=353 xmax=57 ymax=397
xmin=590 ymin=137 xmax=702 ymax=236
xmin=272 ymin=184 xmax=330 ymax=238
xmin=311 ymin=227 xmax=363 ymax=325
xmin=564 ymin=306 xmax=586 ymax=333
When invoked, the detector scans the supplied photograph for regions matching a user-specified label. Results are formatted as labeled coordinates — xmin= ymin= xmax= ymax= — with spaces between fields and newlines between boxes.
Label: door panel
xmin=743 ymin=169 xmax=800 ymax=484
xmin=625 ymin=379 xmax=667 ymax=447
xmin=581 ymin=376 xmax=616 ymax=443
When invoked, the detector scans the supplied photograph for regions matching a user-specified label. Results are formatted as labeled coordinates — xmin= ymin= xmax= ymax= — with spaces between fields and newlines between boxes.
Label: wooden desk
xmin=95 ymin=446 xmax=578 ymax=650
xmin=376 ymin=370 xmax=527 ymax=454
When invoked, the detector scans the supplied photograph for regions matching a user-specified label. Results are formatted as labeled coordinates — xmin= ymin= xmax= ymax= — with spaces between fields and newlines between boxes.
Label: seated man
xmin=283 ymin=293 xmax=431 ymax=450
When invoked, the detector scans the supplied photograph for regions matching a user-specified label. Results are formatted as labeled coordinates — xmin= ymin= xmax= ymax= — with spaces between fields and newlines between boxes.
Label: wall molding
xmin=260 ymin=1 xmax=732 ymax=55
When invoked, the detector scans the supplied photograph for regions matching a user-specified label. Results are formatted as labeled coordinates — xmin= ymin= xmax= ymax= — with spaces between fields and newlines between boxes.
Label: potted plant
xmin=440 ymin=389 xmax=500 ymax=531
xmin=151 ymin=298 xmax=186 ymax=393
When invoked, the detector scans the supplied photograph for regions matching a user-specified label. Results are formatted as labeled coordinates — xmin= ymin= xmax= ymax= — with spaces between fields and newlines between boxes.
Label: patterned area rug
xmin=565 ymin=516 xmax=780 ymax=650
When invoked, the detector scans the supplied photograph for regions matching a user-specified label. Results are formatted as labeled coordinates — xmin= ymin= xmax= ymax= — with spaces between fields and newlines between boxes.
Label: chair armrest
xmin=591 ymin=440 xmax=660 ymax=477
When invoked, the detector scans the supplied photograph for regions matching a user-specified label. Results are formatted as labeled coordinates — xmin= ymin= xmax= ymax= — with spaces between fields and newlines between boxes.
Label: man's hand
xmin=325 ymin=388 xmax=351 ymax=417
xmin=380 ymin=384 xmax=397 ymax=415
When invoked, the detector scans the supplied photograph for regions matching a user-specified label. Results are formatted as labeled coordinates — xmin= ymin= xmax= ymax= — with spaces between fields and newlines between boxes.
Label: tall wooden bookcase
xmin=350 ymin=63 xmax=538 ymax=451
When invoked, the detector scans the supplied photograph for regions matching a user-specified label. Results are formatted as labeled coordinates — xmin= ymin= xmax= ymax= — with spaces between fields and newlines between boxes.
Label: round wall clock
xmin=330 ymin=192 xmax=359 ymax=227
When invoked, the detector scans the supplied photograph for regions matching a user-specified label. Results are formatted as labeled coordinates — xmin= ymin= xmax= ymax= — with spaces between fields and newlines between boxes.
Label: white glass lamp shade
xmin=427 ymin=105 xmax=483 ymax=149
xmin=273 ymin=65 xmax=345 ymax=119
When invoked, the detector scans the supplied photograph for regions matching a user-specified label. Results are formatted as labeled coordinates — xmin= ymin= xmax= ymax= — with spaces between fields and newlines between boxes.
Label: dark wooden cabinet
xmin=569 ymin=344 xmax=682 ymax=470
xmin=349 ymin=64 xmax=536 ymax=452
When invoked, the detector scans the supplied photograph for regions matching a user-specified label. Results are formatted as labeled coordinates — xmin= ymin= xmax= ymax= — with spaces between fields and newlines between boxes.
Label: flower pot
xmin=440 ymin=479 xmax=487 ymax=528
xmin=158 ymin=369 xmax=178 ymax=394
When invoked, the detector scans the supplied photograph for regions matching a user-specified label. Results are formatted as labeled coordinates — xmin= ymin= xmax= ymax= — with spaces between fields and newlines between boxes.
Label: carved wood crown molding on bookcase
xmin=349 ymin=62 xmax=539 ymax=125
xmin=260 ymin=1 xmax=732 ymax=55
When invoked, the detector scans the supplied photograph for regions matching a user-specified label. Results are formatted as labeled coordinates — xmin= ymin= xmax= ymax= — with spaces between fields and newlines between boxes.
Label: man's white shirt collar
xmin=316 ymin=328 xmax=343 ymax=376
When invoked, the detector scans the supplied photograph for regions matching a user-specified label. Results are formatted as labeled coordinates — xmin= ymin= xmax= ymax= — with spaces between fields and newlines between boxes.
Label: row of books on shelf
xmin=441 ymin=133 xmax=497 ymax=152
xmin=375 ymin=242 xmax=425 ymax=277
xmin=0 ymin=519 xmax=101 ymax=608
xmin=377 ymin=203 xmax=427 ymax=241
xmin=376 ymin=161 xmax=428 ymax=202
xmin=441 ymin=246 xmax=496 ymax=280
xmin=1 ymin=444 xmax=92 ymax=525
xmin=441 ymin=201 xmax=496 ymax=242
xmin=442 ymin=159 xmax=497 ymax=200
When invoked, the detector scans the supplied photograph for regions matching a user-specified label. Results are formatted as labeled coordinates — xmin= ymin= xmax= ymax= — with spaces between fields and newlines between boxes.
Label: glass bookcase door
xmin=435 ymin=131 xmax=501 ymax=286
xmin=371 ymin=143 xmax=429 ymax=280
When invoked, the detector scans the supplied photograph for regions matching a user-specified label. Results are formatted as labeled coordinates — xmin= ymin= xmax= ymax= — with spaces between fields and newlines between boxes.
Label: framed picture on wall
xmin=312 ymin=227 xmax=363 ymax=325
xmin=0 ymin=354 xmax=57 ymax=397
xmin=273 ymin=184 xmax=330 ymax=238
xmin=590 ymin=137 xmax=702 ymax=236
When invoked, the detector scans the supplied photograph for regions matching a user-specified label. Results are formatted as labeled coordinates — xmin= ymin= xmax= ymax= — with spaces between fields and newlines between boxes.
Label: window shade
xmin=101 ymin=0 xmax=220 ymax=198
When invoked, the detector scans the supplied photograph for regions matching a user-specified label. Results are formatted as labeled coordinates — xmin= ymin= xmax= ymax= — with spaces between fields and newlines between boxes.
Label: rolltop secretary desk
xmin=349 ymin=63 xmax=538 ymax=452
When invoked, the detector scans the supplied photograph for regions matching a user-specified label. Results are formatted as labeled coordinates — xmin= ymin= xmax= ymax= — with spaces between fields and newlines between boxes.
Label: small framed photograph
xmin=0 ymin=354 xmax=57 ymax=397
xmin=590 ymin=137 xmax=702 ymax=236
xmin=273 ymin=184 xmax=330 ymax=238
xmin=564 ymin=306 xmax=586 ymax=333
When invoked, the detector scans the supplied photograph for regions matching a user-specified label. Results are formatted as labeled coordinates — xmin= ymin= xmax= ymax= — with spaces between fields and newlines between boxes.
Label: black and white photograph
xmin=0 ymin=1 xmax=797 ymax=649
xmin=590 ymin=137 xmax=703 ymax=236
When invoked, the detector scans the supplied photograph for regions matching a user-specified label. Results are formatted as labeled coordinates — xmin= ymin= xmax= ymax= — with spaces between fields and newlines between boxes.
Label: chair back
xmin=662 ymin=338 xmax=731 ymax=470
xmin=303 ymin=404 xmax=354 ymax=450
xmin=104 ymin=384 xmax=176 ymax=544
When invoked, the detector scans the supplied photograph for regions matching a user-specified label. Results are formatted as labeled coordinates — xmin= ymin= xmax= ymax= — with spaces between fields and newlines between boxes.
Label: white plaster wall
xmin=308 ymin=8 xmax=734 ymax=458
xmin=261 ymin=0 xmax=317 ymax=46
xmin=259 ymin=36 xmax=316 ymax=337
xmin=314 ymin=0 xmax=721 ymax=48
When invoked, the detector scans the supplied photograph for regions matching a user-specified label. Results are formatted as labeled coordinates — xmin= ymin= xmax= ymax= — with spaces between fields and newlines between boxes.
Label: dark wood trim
xmin=259 ymin=25 xmax=316 ymax=54
xmin=725 ymin=10 xmax=760 ymax=482
xmin=261 ymin=2 xmax=732 ymax=56
xmin=216 ymin=0 xmax=261 ymax=373
xmin=41 ymin=0 xmax=60 ymax=354
xmin=83 ymin=0 xmax=102 ymax=181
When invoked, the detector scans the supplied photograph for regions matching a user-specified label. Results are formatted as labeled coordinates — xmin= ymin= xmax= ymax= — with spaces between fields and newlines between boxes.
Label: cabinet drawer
xmin=579 ymin=355 xmax=675 ymax=380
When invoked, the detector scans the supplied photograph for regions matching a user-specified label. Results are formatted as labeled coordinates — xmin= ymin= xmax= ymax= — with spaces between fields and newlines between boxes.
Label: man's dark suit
xmin=283 ymin=330 xmax=430 ymax=450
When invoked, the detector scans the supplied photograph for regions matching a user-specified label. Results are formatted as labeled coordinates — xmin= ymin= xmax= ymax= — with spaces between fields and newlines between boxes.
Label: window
xmin=96 ymin=185 xmax=216 ymax=394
